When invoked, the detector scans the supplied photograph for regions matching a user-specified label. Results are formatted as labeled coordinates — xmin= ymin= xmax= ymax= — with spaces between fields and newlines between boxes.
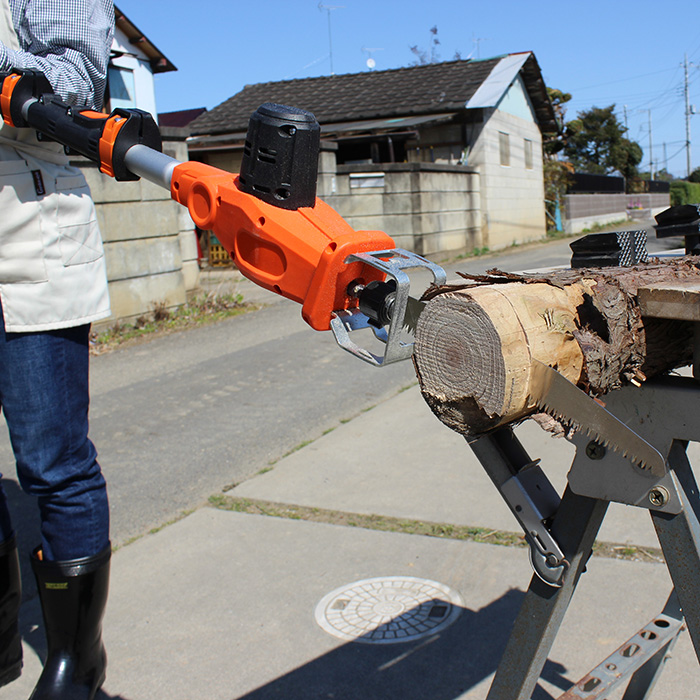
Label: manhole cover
xmin=314 ymin=576 xmax=463 ymax=644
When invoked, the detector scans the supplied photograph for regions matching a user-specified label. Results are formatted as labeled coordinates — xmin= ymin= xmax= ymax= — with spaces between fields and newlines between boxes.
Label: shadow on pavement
xmin=2 ymin=477 xmax=41 ymax=600
xmin=236 ymin=588 xmax=573 ymax=700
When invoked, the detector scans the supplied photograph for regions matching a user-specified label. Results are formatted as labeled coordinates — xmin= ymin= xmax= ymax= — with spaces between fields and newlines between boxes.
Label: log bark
xmin=413 ymin=259 xmax=700 ymax=438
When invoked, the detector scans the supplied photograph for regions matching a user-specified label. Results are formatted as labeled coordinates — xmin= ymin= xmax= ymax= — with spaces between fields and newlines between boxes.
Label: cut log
xmin=413 ymin=259 xmax=700 ymax=438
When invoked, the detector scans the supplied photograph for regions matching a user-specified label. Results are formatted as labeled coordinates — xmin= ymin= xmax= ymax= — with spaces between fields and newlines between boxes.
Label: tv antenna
xmin=362 ymin=46 xmax=384 ymax=70
xmin=472 ymin=34 xmax=490 ymax=59
xmin=318 ymin=3 xmax=344 ymax=75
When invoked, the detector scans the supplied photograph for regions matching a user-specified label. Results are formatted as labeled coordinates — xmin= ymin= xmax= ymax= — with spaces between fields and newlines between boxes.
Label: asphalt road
xmin=0 ymin=228 xmax=684 ymax=558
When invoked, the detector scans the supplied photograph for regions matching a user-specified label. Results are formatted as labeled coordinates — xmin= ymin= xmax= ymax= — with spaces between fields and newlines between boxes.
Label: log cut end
xmin=413 ymin=293 xmax=512 ymax=435
xmin=414 ymin=282 xmax=584 ymax=436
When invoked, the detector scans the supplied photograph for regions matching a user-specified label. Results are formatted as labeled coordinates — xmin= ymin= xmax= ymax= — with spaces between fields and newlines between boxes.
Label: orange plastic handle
xmin=0 ymin=73 xmax=22 ymax=126
xmin=97 ymin=113 xmax=127 ymax=178
xmin=170 ymin=161 xmax=394 ymax=331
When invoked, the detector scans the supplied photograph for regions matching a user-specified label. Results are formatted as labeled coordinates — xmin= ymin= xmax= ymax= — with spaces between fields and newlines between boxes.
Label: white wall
xmin=469 ymin=76 xmax=546 ymax=250
xmin=109 ymin=27 xmax=158 ymax=119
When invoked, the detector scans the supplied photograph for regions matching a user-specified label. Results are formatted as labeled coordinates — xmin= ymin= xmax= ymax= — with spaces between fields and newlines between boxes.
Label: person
xmin=0 ymin=1 xmax=115 ymax=698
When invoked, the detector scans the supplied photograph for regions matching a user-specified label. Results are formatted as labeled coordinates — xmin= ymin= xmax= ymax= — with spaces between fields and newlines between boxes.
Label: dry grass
xmin=90 ymin=292 xmax=258 ymax=355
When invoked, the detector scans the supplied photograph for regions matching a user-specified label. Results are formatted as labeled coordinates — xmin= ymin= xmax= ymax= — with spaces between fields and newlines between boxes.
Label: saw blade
xmin=529 ymin=360 xmax=666 ymax=477
xmin=400 ymin=296 xmax=426 ymax=335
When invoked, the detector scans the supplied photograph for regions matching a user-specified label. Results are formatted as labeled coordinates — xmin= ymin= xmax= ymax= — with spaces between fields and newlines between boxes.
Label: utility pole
xmin=685 ymin=53 xmax=693 ymax=177
xmin=319 ymin=3 xmax=344 ymax=76
xmin=648 ymin=110 xmax=654 ymax=180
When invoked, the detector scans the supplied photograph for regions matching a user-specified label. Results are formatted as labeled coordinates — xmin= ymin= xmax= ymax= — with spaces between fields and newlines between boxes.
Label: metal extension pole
xmin=124 ymin=144 xmax=179 ymax=191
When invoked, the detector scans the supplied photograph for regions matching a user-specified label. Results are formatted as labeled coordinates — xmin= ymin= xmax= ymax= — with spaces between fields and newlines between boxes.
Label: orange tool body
xmin=169 ymin=160 xmax=393 ymax=330
xmin=0 ymin=70 xmax=445 ymax=364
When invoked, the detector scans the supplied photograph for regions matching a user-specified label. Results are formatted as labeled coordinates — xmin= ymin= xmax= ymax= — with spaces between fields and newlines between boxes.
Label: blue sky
xmin=114 ymin=0 xmax=700 ymax=178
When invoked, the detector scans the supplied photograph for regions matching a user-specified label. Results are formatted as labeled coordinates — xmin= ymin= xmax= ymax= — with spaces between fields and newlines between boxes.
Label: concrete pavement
xmin=7 ymin=384 xmax=700 ymax=699
xmin=8 ymin=231 xmax=700 ymax=699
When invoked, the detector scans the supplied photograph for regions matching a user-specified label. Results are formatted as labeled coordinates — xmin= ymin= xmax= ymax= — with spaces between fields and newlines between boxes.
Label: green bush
xmin=670 ymin=180 xmax=700 ymax=206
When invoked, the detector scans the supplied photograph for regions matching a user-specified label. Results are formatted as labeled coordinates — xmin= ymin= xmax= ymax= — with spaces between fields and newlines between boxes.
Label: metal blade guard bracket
xmin=330 ymin=249 xmax=446 ymax=366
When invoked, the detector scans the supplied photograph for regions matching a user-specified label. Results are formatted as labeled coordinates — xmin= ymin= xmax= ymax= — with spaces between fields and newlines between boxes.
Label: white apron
xmin=0 ymin=0 xmax=110 ymax=331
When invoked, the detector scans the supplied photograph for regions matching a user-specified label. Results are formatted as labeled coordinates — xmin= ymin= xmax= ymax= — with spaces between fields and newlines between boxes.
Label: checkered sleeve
xmin=0 ymin=0 xmax=114 ymax=109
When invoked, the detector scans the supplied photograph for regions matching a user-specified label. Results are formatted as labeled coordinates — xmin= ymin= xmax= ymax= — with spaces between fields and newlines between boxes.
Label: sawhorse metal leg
xmin=471 ymin=429 xmax=608 ymax=700
xmin=652 ymin=441 xmax=700 ymax=663
xmin=562 ymin=592 xmax=683 ymax=700
xmin=484 ymin=485 xmax=607 ymax=700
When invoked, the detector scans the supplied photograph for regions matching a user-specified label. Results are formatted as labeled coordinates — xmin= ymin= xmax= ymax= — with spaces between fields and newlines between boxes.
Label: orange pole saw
xmin=0 ymin=69 xmax=444 ymax=366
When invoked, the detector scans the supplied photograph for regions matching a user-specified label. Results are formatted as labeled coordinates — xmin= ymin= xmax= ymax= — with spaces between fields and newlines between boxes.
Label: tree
xmin=543 ymin=88 xmax=580 ymax=157
xmin=409 ymin=26 xmax=441 ymax=65
xmin=542 ymin=88 xmax=577 ymax=229
xmin=640 ymin=168 xmax=674 ymax=182
xmin=409 ymin=26 xmax=462 ymax=65
xmin=564 ymin=105 xmax=642 ymax=180
xmin=688 ymin=167 xmax=700 ymax=183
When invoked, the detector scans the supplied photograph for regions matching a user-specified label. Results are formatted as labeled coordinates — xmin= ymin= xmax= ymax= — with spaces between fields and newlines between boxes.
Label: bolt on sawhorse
xmin=466 ymin=278 xmax=700 ymax=699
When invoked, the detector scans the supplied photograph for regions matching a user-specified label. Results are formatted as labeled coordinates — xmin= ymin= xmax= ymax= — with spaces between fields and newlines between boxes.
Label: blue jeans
xmin=0 ymin=308 xmax=109 ymax=561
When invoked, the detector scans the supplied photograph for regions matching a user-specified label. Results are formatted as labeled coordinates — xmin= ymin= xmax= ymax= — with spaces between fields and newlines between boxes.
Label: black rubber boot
xmin=0 ymin=535 xmax=22 ymax=687
xmin=29 ymin=545 xmax=110 ymax=700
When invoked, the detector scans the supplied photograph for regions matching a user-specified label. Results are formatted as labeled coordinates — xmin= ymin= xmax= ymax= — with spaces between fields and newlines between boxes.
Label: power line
xmin=569 ymin=66 xmax=678 ymax=92
xmin=566 ymin=87 xmax=682 ymax=112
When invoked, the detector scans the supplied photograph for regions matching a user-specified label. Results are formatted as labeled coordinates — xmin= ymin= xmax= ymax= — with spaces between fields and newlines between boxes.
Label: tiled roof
xmin=158 ymin=108 xmax=207 ymax=128
xmin=191 ymin=57 xmax=507 ymax=136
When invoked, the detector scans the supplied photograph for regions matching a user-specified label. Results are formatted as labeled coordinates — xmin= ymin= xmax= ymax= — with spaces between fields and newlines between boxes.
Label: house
xmin=76 ymin=6 xmax=200 ymax=327
xmin=107 ymin=7 xmax=176 ymax=114
xmin=188 ymin=52 xmax=558 ymax=257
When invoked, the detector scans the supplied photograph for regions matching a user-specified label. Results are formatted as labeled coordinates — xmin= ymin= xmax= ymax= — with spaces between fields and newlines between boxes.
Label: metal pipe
xmin=124 ymin=144 xmax=179 ymax=191
xmin=20 ymin=97 xmax=37 ymax=122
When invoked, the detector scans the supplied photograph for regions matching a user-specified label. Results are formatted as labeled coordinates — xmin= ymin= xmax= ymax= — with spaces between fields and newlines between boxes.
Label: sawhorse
xmin=469 ymin=375 xmax=700 ymax=699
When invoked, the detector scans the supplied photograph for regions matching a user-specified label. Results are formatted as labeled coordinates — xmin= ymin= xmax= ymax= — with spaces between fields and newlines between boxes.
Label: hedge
xmin=670 ymin=180 xmax=700 ymax=206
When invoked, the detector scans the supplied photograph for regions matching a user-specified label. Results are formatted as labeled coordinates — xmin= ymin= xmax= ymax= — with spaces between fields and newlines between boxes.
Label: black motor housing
xmin=239 ymin=103 xmax=320 ymax=210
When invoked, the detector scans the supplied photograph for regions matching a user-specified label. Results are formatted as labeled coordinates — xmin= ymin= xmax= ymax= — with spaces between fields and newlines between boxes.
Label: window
xmin=107 ymin=66 xmax=136 ymax=109
xmin=524 ymin=138 xmax=534 ymax=169
xmin=499 ymin=132 xmax=510 ymax=167
xmin=336 ymin=137 xmax=407 ymax=165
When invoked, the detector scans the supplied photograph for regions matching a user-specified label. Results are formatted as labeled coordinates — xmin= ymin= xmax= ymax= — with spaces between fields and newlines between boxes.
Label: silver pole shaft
xmin=124 ymin=144 xmax=180 ymax=190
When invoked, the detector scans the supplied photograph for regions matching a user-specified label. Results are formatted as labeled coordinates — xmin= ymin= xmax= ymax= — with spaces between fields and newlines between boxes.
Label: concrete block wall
xmin=563 ymin=192 xmax=670 ymax=234
xmin=77 ymin=137 xmax=199 ymax=325
xmin=319 ymin=158 xmax=482 ymax=261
